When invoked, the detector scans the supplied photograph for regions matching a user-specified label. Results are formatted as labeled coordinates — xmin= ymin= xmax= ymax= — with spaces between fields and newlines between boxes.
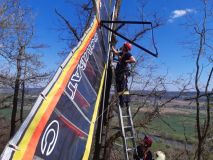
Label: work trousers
xmin=115 ymin=68 xmax=130 ymax=107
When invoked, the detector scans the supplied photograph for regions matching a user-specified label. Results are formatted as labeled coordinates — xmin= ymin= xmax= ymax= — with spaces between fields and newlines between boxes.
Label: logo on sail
xmin=41 ymin=120 xmax=59 ymax=156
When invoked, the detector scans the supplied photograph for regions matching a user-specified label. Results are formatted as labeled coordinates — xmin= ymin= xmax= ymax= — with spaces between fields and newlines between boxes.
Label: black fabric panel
xmin=35 ymin=113 xmax=86 ymax=160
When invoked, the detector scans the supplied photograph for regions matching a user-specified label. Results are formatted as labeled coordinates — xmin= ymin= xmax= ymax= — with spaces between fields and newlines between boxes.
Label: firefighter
xmin=111 ymin=42 xmax=136 ymax=107
xmin=134 ymin=135 xmax=153 ymax=160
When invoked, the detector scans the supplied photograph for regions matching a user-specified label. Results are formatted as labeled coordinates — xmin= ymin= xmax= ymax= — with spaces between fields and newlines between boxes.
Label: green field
xmin=134 ymin=110 xmax=209 ymax=144
xmin=0 ymin=108 xmax=12 ymax=120
xmin=133 ymin=112 xmax=213 ymax=159
xmin=142 ymin=114 xmax=198 ymax=143
xmin=0 ymin=107 xmax=32 ymax=121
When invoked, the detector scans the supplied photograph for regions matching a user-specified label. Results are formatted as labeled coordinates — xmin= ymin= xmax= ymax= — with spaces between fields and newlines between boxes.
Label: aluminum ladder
xmin=118 ymin=103 xmax=137 ymax=160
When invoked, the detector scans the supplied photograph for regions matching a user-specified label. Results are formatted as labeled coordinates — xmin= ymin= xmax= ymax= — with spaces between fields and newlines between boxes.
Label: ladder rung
xmin=125 ymin=136 xmax=134 ymax=140
xmin=124 ymin=126 xmax=132 ymax=129
xmin=126 ymin=148 xmax=136 ymax=152
xmin=122 ymin=115 xmax=130 ymax=118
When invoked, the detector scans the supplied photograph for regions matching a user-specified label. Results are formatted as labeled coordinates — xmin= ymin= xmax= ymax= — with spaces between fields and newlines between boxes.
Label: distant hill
xmin=0 ymin=87 xmax=43 ymax=95
xmin=130 ymin=90 xmax=207 ymax=101
xmin=0 ymin=87 xmax=208 ymax=102
xmin=0 ymin=87 xmax=13 ymax=94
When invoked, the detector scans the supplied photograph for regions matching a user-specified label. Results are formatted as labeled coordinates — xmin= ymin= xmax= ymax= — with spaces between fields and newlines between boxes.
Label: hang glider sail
xmin=1 ymin=0 xmax=114 ymax=159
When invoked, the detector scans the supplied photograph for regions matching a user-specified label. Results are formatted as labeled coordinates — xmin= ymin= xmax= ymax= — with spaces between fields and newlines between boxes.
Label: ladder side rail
xmin=118 ymin=105 xmax=129 ymax=160
xmin=127 ymin=106 xmax=138 ymax=155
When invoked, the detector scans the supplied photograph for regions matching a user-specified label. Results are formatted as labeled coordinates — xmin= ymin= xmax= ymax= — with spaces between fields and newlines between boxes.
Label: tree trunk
xmin=10 ymin=68 xmax=21 ymax=137
xmin=10 ymin=46 xmax=24 ymax=138
xmin=20 ymin=61 xmax=26 ymax=123
xmin=20 ymin=80 xmax=25 ymax=123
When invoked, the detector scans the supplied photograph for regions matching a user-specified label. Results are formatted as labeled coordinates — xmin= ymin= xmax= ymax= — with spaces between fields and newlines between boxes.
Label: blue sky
xmin=119 ymin=0 xmax=199 ymax=73
xmin=25 ymin=0 xmax=209 ymax=90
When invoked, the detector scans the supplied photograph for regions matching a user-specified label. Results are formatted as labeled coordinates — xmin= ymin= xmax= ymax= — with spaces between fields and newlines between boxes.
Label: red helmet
xmin=123 ymin=42 xmax=132 ymax=51
xmin=143 ymin=136 xmax=152 ymax=147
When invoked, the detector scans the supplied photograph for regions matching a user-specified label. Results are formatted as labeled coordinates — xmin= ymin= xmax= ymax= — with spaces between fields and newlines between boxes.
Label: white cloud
xmin=168 ymin=9 xmax=195 ymax=22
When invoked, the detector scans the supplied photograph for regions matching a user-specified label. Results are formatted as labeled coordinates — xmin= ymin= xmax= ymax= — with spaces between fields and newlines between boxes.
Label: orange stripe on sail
xmin=22 ymin=89 xmax=62 ymax=160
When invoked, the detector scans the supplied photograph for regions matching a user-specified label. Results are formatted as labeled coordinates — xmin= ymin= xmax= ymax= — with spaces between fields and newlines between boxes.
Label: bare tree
xmin=0 ymin=0 xmax=50 ymax=137
xmin=181 ymin=0 xmax=213 ymax=159
xmin=193 ymin=1 xmax=213 ymax=159
xmin=55 ymin=0 xmax=94 ymax=58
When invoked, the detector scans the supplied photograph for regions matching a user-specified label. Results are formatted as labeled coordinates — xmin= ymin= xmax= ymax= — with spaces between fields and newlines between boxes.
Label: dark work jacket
xmin=134 ymin=145 xmax=152 ymax=160
xmin=116 ymin=51 xmax=132 ymax=72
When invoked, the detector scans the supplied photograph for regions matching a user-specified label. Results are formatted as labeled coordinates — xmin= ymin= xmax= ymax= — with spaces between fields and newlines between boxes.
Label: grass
xmin=0 ymin=108 xmax=12 ymax=120
xmin=0 ymin=94 xmax=36 ymax=121
xmin=0 ymin=96 xmax=35 ymax=154
xmin=148 ymin=114 xmax=197 ymax=143
xmin=134 ymin=113 xmax=206 ymax=143
xmin=151 ymin=139 xmax=170 ymax=151
xmin=0 ymin=107 xmax=32 ymax=121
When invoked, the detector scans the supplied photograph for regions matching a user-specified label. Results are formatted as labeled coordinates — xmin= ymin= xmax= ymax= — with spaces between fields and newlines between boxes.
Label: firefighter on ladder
xmin=111 ymin=42 xmax=136 ymax=107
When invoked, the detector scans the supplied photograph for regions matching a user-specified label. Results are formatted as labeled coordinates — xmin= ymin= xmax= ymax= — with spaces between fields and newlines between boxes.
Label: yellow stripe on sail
xmin=82 ymin=65 xmax=106 ymax=160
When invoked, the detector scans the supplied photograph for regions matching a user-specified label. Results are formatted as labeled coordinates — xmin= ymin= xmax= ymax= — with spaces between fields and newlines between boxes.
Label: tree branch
xmin=55 ymin=9 xmax=80 ymax=41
